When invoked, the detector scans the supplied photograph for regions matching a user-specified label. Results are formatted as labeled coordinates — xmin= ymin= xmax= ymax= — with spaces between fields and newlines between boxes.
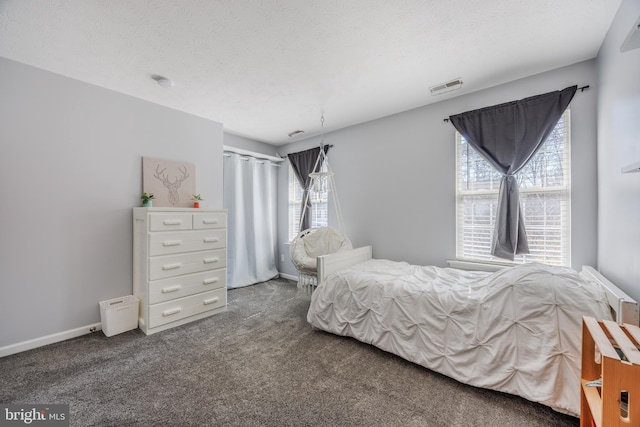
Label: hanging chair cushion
xmin=290 ymin=227 xmax=353 ymax=272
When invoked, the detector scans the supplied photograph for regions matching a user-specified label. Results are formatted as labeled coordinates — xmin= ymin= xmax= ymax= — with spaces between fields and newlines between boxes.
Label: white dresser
xmin=133 ymin=208 xmax=227 ymax=335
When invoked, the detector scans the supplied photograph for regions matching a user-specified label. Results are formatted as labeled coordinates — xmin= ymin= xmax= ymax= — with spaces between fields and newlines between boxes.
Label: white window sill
xmin=446 ymin=259 xmax=514 ymax=272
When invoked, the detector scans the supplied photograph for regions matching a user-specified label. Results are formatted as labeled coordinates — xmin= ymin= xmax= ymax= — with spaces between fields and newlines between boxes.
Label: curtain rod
xmin=442 ymin=85 xmax=589 ymax=123
xmin=283 ymin=144 xmax=334 ymax=158
xmin=223 ymin=145 xmax=284 ymax=162
xmin=223 ymin=152 xmax=281 ymax=167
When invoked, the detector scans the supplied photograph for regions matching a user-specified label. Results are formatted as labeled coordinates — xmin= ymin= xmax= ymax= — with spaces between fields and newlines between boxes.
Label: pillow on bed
xmin=486 ymin=263 xmax=612 ymax=316
xmin=490 ymin=262 xmax=577 ymax=282
xmin=487 ymin=263 xmax=581 ymax=289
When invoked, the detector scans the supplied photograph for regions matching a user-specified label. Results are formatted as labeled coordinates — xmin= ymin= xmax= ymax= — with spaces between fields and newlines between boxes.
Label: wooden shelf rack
xmin=580 ymin=316 xmax=640 ymax=427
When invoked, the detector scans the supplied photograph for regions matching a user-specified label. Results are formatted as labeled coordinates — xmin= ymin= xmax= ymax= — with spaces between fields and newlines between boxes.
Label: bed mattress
xmin=307 ymin=259 xmax=612 ymax=416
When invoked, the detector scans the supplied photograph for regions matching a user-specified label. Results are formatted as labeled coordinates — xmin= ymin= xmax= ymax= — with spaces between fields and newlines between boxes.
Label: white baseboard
xmin=279 ymin=273 xmax=298 ymax=282
xmin=0 ymin=323 xmax=103 ymax=358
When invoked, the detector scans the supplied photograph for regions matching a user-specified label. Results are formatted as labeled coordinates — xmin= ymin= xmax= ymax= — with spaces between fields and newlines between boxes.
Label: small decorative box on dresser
xmin=133 ymin=208 xmax=227 ymax=335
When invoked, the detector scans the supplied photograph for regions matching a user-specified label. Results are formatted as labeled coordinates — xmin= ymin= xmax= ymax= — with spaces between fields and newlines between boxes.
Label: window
xmin=288 ymin=162 xmax=328 ymax=241
xmin=455 ymin=110 xmax=571 ymax=266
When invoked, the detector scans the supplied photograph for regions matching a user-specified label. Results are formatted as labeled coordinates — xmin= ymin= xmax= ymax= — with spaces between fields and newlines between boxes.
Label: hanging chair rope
xmin=298 ymin=114 xmax=346 ymax=235
xmin=291 ymin=114 xmax=349 ymax=292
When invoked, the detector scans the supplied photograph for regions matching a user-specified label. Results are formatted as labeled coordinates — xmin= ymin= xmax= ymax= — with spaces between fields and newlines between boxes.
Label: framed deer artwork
xmin=142 ymin=157 xmax=196 ymax=208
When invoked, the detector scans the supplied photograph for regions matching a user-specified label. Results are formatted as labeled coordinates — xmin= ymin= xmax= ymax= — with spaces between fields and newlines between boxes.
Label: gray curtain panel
xmin=287 ymin=145 xmax=331 ymax=232
xmin=449 ymin=85 xmax=577 ymax=260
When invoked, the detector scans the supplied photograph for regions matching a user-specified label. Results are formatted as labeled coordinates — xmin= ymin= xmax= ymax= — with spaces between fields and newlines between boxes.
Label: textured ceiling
xmin=0 ymin=0 xmax=621 ymax=145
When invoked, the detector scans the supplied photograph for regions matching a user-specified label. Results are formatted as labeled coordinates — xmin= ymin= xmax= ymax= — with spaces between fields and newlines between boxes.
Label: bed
xmin=306 ymin=246 xmax=639 ymax=416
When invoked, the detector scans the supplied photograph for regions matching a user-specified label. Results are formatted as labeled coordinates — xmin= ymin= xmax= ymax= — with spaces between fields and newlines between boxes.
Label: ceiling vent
xmin=430 ymin=78 xmax=463 ymax=96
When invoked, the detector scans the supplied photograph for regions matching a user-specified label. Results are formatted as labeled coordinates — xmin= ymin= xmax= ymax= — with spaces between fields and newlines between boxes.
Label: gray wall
xmin=277 ymin=60 xmax=598 ymax=278
xmin=597 ymin=0 xmax=640 ymax=303
xmin=0 ymin=58 xmax=224 ymax=348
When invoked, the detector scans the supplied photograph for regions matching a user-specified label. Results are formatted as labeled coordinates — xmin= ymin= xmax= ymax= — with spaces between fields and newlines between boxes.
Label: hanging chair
xmin=290 ymin=227 xmax=352 ymax=290
xmin=290 ymin=114 xmax=351 ymax=291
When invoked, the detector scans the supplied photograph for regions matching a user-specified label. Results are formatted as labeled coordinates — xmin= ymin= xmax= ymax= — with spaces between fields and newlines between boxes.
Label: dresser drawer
xmin=149 ymin=229 xmax=227 ymax=256
xmin=149 ymin=213 xmax=193 ymax=231
xmin=148 ymin=287 xmax=227 ymax=328
xmin=193 ymin=212 xmax=227 ymax=229
xmin=149 ymin=249 xmax=227 ymax=281
xmin=134 ymin=208 xmax=228 ymax=335
xmin=148 ymin=269 xmax=226 ymax=304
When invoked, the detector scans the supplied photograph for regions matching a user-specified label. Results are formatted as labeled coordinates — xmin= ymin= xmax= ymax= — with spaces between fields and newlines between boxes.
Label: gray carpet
xmin=1 ymin=278 xmax=578 ymax=426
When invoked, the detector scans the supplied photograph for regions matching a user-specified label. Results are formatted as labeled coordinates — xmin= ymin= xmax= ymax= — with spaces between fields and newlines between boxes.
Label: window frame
xmin=288 ymin=161 xmax=329 ymax=241
xmin=455 ymin=110 xmax=571 ymax=267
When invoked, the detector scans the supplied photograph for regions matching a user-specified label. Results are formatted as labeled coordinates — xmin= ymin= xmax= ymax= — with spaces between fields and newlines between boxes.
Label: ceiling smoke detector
xmin=430 ymin=78 xmax=463 ymax=96
xmin=152 ymin=75 xmax=174 ymax=88
xmin=288 ymin=130 xmax=305 ymax=138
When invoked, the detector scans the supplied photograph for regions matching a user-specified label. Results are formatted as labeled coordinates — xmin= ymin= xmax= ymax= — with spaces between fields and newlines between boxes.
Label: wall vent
xmin=430 ymin=78 xmax=463 ymax=96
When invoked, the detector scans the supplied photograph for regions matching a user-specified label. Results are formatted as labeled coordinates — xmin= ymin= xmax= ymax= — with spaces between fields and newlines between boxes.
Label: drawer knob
xmin=162 ymin=285 xmax=182 ymax=293
xmin=203 ymin=278 xmax=219 ymax=285
xmin=203 ymin=237 xmax=219 ymax=243
xmin=162 ymin=307 xmax=182 ymax=317
xmin=163 ymin=219 xmax=183 ymax=226
xmin=162 ymin=263 xmax=182 ymax=270
xmin=203 ymin=257 xmax=219 ymax=264
xmin=203 ymin=297 xmax=219 ymax=305
xmin=203 ymin=219 xmax=218 ymax=224
xmin=162 ymin=240 xmax=182 ymax=247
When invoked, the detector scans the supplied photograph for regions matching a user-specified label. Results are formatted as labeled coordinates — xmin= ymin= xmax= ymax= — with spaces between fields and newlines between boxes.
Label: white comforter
xmin=307 ymin=260 xmax=612 ymax=416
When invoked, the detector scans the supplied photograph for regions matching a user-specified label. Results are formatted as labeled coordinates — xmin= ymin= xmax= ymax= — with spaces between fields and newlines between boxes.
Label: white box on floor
xmin=99 ymin=295 xmax=139 ymax=337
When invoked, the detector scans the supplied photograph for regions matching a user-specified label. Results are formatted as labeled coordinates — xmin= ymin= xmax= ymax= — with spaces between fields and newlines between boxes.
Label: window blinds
xmin=456 ymin=110 xmax=571 ymax=266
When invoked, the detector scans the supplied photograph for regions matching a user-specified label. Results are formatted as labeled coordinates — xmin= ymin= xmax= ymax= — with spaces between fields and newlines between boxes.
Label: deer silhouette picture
xmin=153 ymin=164 xmax=190 ymax=205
